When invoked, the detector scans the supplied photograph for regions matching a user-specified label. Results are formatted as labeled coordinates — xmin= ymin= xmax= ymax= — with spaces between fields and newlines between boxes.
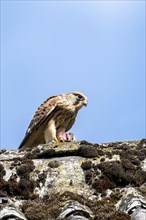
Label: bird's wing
xmin=18 ymin=95 xmax=60 ymax=149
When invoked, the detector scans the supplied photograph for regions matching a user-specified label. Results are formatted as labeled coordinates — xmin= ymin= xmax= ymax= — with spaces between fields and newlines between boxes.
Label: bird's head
xmin=67 ymin=91 xmax=88 ymax=110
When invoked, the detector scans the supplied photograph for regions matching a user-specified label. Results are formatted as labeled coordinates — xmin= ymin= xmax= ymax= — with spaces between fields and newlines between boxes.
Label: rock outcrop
xmin=0 ymin=139 xmax=146 ymax=219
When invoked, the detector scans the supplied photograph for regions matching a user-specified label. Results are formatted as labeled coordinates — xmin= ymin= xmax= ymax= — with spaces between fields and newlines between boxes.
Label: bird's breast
xmin=53 ymin=108 xmax=77 ymax=131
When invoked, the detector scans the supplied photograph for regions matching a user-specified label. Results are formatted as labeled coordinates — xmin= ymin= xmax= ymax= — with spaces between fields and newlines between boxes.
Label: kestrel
xmin=19 ymin=91 xmax=88 ymax=149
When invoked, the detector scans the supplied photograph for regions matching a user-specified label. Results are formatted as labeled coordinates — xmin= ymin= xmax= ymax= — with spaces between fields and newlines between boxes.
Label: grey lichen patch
xmin=48 ymin=160 xmax=60 ymax=168
xmin=0 ymin=149 xmax=24 ymax=161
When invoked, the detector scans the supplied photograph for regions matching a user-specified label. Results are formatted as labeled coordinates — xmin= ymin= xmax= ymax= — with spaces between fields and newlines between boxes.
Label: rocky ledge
xmin=0 ymin=139 xmax=146 ymax=220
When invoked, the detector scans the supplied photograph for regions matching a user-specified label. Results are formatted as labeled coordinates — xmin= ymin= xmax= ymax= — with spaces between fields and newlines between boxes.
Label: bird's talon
xmin=52 ymin=137 xmax=59 ymax=143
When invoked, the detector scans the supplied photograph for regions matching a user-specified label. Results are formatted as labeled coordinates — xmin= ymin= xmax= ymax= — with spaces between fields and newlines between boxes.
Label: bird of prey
xmin=19 ymin=91 xmax=88 ymax=149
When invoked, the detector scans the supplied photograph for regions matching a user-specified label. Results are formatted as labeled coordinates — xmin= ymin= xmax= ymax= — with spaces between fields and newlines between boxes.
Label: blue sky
xmin=1 ymin=1 xmax=145 ymax=150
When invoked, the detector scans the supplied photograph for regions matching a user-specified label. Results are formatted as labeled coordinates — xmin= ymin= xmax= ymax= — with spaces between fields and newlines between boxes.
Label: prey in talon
xmin=56 ymin=132 xmax=76 ymax=142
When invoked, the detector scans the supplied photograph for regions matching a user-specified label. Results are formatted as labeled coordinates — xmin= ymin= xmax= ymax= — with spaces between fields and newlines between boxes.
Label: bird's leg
xmin=44 ymin=119 xmax=58 ymax=143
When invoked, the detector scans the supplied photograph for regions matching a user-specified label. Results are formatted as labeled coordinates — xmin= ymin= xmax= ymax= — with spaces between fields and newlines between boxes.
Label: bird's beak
xmin=83 ymin=99 xmax=88 ymax=107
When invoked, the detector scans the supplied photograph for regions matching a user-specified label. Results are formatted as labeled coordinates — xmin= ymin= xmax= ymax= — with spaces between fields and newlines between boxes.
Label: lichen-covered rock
xmin=0 ymin=139 xmax=146 ymax=219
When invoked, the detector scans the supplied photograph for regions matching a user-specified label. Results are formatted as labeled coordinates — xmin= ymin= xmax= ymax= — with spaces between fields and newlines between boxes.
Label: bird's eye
xmin=77 ymin=94 xmax=83 ymax=100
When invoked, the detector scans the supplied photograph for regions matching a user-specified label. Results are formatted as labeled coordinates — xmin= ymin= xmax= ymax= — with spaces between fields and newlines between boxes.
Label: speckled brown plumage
xmin=19 ymin=91 xmax=88 ymax=149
